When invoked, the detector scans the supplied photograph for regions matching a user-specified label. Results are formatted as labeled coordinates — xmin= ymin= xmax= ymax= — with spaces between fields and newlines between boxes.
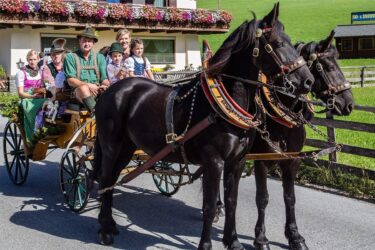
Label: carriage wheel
xmin=3 ymin=121 xmax=29 ymax=185
xmin=60 ymin=149 xmax=89 ymax=212
xmin=152 ymin=162 xmax=182 ymax=196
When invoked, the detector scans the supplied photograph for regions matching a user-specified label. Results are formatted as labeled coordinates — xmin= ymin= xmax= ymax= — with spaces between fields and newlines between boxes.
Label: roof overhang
xmin=0 ymin=19 xmax=229 ymax=34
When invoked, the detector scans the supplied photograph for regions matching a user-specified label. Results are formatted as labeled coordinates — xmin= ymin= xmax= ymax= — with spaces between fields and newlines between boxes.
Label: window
xmin=153 ymin=0 xmax=166 ymax=7
xmin=341 ymin=39 xmax=353 ymax=51
xmin=142 ymin=39 xmax=175 ymax=64
xmin=41 ymin=34 xmax=79 ymax=54
xmin=359 ymin=38 xmax=375 ymax=50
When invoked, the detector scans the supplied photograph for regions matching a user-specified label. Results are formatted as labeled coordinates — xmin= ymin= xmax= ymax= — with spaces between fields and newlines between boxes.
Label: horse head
xmin=208 ymin=3 xmax=314 ymax=96
xmin=297 ymin=31 xmax=354 ymax=116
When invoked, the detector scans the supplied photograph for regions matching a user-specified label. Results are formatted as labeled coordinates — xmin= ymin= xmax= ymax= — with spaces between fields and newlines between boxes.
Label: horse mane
xmin=207 ymin=18 xmax=285 ymax=76
xmin=207 ymin=20 xmax=257 ymax=76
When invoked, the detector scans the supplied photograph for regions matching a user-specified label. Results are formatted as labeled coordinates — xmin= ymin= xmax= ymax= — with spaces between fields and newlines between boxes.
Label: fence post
xmin=326 ymin=112 xmax=337 ymax=162
xmin=360 ymin=66 xmax=366 ymax=88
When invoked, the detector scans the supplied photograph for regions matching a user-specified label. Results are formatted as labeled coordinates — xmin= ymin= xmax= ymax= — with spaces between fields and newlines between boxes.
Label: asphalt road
xmin=0 ymin=116 xmax=374 ymax=250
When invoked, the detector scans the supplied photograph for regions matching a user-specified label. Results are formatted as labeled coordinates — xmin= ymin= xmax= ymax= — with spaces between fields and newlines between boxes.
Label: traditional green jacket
xmin=63 ymin=50 xmax=107 ymax=84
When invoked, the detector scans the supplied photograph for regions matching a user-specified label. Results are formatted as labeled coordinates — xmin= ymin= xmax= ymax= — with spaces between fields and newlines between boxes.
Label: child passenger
xmin=106 ymin=42 xmax=127 ymax=85
xmin=124 ymin=38 xmax=154 ymax=80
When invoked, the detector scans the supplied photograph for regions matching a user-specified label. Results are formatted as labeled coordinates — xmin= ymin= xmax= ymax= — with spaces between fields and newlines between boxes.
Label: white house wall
xmin=177 ymin=0 xmax=196 ymax=9
xmin=4 ymin=27 xmax=201 ymax=76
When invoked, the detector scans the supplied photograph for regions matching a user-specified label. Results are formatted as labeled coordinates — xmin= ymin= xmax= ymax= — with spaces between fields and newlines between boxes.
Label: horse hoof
xmin=289 ymin=241 xmax=308 ymax=250
xmin=98 ymin=231 xmax=114 ymax=245
xmin=198 ymin=242 xmax=212 ymax=250
xmin=229 ymin=240 xmax=245 ymax=250
xmin=254 ymin=242 xmax=271 ymax=250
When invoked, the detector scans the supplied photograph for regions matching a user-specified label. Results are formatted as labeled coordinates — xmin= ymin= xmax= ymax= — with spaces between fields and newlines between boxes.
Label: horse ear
xmin=321 ymin=30 xmax=335 ymax=51
xmin=262 ymin=3 xmax=279 ymax=27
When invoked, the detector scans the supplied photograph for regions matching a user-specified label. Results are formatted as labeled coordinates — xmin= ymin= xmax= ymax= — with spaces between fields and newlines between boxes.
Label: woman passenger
xmin=15 ymin=50 xmax=48 ymax=144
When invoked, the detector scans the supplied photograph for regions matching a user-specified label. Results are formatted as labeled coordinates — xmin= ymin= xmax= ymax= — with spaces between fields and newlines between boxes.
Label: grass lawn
xmin=198 ymin=0 xmax=375 ymax=67
xmin=306 ymin=87 xmax=375 ymax=170
xmin=198 ymin=0 xmax=375 ymax=170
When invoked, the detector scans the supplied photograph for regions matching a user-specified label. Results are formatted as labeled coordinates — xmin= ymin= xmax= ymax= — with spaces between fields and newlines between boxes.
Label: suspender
xmin=73 ymin=51 xmax=101 ymax=83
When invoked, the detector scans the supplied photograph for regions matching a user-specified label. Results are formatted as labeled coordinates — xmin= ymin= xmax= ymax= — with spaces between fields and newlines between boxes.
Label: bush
xmin=0 ymin=64 xmax=7 ymax=79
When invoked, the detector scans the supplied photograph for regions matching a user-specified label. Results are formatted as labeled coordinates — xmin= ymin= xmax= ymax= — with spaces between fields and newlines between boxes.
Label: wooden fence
xmin=305 ymin=103 xmax=375 ymax=180
xmin=154 ymin=70 xmax=198 ymax=83
xmin=341 ymin=66 xmax=375 ymax=87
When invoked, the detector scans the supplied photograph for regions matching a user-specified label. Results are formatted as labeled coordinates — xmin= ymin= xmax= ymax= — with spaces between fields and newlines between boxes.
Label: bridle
xmin=297 ymin=43 xmax=351 ymax=110
xmin=252 ymin=26 xmax=307 ymax=94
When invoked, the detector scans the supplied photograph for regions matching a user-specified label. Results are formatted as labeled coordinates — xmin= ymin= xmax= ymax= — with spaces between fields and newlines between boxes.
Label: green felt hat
xmin=50 ymin=38 xmax=66 ymax=53
xmin=109 ymin=42 xmax=124 ymax=54
xmin=77 ymin=27 xmax=98 ymax=43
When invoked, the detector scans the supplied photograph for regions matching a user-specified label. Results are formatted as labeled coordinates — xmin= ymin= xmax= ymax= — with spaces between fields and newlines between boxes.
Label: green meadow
xmin=198 ymin=0 xmax=375 ymax=66
xmin=198 ymin=0 xmax=375 ymax=170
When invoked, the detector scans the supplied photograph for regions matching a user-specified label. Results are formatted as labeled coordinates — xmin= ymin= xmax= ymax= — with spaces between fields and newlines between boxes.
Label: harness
xmin=252 ymin=26 xmax=307 ymax=94
xmin=296 ymin=43 xmax=351 ymax=111
xmin=73 ymin=51 xmax=100 ymax=83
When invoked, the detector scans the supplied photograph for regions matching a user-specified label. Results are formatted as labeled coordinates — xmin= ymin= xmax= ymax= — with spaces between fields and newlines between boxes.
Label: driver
xmin=63 ymin=26 xmax=109 ymax=113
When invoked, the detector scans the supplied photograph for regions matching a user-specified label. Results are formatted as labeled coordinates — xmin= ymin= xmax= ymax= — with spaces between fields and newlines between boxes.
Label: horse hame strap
xmin=201 ymin=40 xmax=260 ymax=130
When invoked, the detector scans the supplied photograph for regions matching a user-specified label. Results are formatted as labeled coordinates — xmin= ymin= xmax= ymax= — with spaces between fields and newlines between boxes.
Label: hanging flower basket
xmin=0 ymin=0 xmax=232 ymax=29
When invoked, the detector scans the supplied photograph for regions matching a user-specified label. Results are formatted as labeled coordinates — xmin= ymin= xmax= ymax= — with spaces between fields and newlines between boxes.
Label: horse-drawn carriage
xmin=2 ymin=97 xmax=204 ymax=212
xmin=2 ymin=4 xmax=355 ymax=249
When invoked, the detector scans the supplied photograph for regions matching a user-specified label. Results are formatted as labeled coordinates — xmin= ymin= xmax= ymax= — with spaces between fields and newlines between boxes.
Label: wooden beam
xmin=32 ymin=25 xmax=47 ymax=29
xmin=54 ymin=26 xmax=70 ymax=30
xmin=149 ymin=29 xmax=163 ymax=33
xmin=132 ymin=29 xmax=148 ymax=33
xmin=75 ymin=27 xmax=85 ymax=31
xmin=96 ymin=27 xmax=111 ymax=31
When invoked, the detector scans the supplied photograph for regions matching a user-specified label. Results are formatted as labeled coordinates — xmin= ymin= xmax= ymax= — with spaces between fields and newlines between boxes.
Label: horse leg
xmin=253 ymin=161 xmax=271 ymax=250
xmin=279 ymin=159 xmax=308 ymax=250
xmin=198 ymin=160 xmax=223 ymax=250
xmin=97 ymin=139 xmax=136 ymax=245
xmin=222 ymin=158 xmax=246 ymax=250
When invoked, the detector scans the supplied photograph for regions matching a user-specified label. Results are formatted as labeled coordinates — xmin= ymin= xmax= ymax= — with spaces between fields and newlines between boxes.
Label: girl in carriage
xmin=124 ymin=38 xmax=155 ymax=80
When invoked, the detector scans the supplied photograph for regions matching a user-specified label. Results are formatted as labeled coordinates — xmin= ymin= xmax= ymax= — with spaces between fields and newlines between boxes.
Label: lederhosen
xmin=72 ymin=51 xmax=101 ymax=96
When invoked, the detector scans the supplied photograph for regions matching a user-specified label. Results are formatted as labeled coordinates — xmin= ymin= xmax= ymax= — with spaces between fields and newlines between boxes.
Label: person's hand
xmin=99 ymin=84 xmax=108 ymax=93
xmin=32 ymin=93 xmax=43 ymax=99
xmin=88 ymin=84 xmax=100 ymax=96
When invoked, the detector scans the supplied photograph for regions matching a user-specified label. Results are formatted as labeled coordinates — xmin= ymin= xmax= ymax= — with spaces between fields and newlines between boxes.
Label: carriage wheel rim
xmin=60 ymin=149 xmax=89 ymax=212
xmin=152 ymin=162 xmax=182 ymax=196
xmin=3 ymin=121 xmax=29 ymax=185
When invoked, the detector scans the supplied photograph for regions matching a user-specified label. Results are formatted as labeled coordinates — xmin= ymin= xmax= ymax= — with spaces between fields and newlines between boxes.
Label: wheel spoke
xmin=8 ymin=125 xmax=16 ymax=145
xmin=8 ymin=155 xmax=16 ymax=172
xmin=62 ymin=163 xmax=73 ymax=177
xmin=5 ymin=136 xmax=16 ymax=151
xmin=15 ymin=157 xmax=20 ymax=182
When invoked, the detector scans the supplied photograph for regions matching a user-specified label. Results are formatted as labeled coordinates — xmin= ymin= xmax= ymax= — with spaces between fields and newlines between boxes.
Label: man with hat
xmin=63 ymin=26 xmax=109 ymax=113
xmin=106 ymin=42 xmax=127 ymax=84
xmin=42 ymin=38 xmax=66 ymax=89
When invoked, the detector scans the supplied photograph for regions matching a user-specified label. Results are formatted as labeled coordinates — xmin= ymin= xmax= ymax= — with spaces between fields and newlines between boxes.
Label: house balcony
xmin=0 ymin=0 xmax=231 ymax=34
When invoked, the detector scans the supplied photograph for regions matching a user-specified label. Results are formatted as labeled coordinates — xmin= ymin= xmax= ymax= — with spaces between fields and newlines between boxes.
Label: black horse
xmin=93 ymin=3 xmax=314 ymax=249
xmin=250 ymin=31 xmax=354 ymax=250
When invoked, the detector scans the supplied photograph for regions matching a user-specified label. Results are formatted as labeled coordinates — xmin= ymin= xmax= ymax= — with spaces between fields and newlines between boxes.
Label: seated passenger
xmin=106 ymin=42 xmax=127 ymax=85
xmin=15 ymin=50 xmax=48 ymax=143
xmin=63 ymin=27 xmax=109 ymax=113
xmin=42 ymin=38 xmax=67 ymax=94
xmin=124 ymin=38 xmax=155 ymax=80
